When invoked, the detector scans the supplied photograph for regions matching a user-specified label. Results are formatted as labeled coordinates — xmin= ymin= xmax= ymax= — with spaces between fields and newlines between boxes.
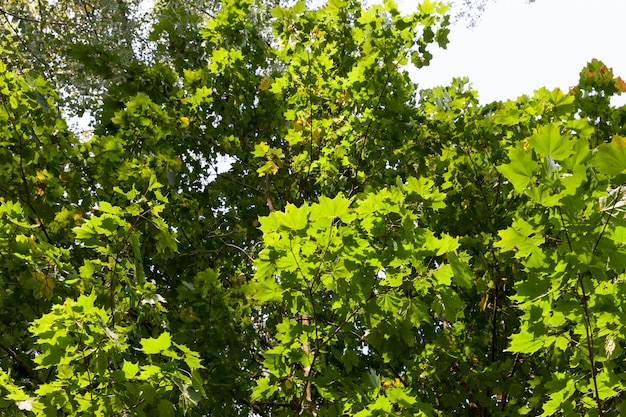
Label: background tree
xmin=449 ymin=0 xmax=536 ymax=27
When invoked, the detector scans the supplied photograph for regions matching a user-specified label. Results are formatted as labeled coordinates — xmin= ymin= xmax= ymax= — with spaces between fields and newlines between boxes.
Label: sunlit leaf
xmin=528 ymin=124 xmax=573 ymax=161
xmin=497 ymin=145 xmax=540 ymax=193
xmin=594 ymin=135 xmax=626 ymax=175
xmin=140 ymin=332 xmax=172 ymax=355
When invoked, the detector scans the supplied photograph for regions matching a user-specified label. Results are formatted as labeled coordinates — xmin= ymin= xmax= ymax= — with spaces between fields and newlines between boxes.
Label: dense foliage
xmin=2 ymin=0 xmax=626 ymax=416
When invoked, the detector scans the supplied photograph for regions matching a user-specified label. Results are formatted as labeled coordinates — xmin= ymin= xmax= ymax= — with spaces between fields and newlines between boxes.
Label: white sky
xmin=400 ymin=0 xmax=626 ymax=105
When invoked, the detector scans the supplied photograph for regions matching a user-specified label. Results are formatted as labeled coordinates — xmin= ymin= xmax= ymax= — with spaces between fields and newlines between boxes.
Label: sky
xmin=398 ymin=0 xmax=626 ymax=105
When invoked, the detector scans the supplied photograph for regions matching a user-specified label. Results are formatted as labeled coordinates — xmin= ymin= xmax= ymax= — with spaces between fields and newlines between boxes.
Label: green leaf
xmin=250 ymin=279 xmax=284 ymax=303
xmin=529 ymin=124 xmax=573 ymax=161
xmin=594 ymin=135 xmax=626 ymax=175
xmin=387 ymin=386 xmax=417 ymax=407
xmin=383 ymin=0 xmax=398 ymax=13
xmin=508 ymin=332 xmax=554 ymax=354
xmin=432 ymin=263 xmax=453 ymax=286
xmin=540 ymin=374 xmax=576 ymax=417
xmin=315 ymin=194 xmax=354 ymax=224
xmin=448 ymin=252 xmax=473 ymax=288
xmin=418 ymin=0 xmax=436 ymax=14
xmin=494 ymin=109 xmax=523 ymax=126
xmin=562 ymin=132 xmax=592 ymax=170
xmin=122 ymin=360 xmax=139 ymax=378
xmin=252 ymin=142 xmax=270 ymax=158
xmin=275 ymin=203 xmax=310 ymax=230
xmin=494 ymin=218 xmax=545 ymax=259
xmin=428 ymin=232 xmax=458 ymax=256
xmin=173 ymin=377 xmax=202 ymax=406
xmin=140 ymin=332 xmax=172 ymax=355
xmin=596 ymin=370 xmax=621 ymax=401
xmin=97 ymin=201 xmax=122 ymax=215
xmin=157 ymin=399 xmax=176 ymax=417
xmin=497 ymin=145 xmax=540 ymax=193
xmin=292 ymin=0 xmax=306 ymax=13
xmin=611 ymin=226 xmax=626 ymax=246
xmin=175 ymin=343 xmax=205 ymax=370
xmin=251 ymin=377 xmax=278 ymax=401
xmin=129 ymin=232 xmax=145 ymax=281
xmin=366 ymin=369 xmax=381 ymax=390
xmin=377 ymin=291 xmax=403 ymax=314
xmin=526 ymin=184 xmax=562 ymax=207
xmin=148 ymin=172 xmax=162 ymax=191
xmin=35 ymin=90 xmax=50 ymax=113
xmin=257 ymin=160 xmax=278 ymax=177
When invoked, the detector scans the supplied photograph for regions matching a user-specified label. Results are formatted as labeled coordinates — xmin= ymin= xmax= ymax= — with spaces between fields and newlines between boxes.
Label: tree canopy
xmin=2 ymin=0 xmax=626 ymax=416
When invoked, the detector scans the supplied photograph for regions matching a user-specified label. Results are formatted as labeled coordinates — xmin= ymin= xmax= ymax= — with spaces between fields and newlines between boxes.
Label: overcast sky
xmin=399 ymin=0 xmax=626 ymax=105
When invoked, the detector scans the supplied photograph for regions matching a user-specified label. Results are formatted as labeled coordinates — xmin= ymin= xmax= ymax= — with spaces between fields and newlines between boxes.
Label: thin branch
xmin=0 ymin=6 xmax=78 ymax=27
xmin=557 ymin=207 xmax=573 ymax=252
xmin=593 ymin=184 xmax=624 ymax=254
xmin=220 ymin=172 xmax=265 ymax=195
xmin=239 ymin=397 xmax=271 ymax=417
xmin=490 ymin=273 xmax=499 ymax=362
xmin=220 ymin=239 xmax=255 ymax=263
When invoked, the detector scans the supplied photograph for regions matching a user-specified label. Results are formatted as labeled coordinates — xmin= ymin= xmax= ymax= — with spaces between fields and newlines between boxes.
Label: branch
xmin=0 ymin=339 xmax=43 ymax=385
xmin=578 ymin=272 xmax=603 ymax=414
xmin=3 ymin=104 xmax=54 ymax=244
xmin=240 ymin=398 xmax=270 ymax=417
xmin=557 ymin=207 xmax=573 ymax=252
xmin=593 ymin=184 xmax=624 ymax=254
xmin=265 ymin=173 xmax=275 ymax=212
xmin=559 ymin=200 xmax=603 ymax=413
xmin=0 ymin=6 xmax=78 ymax=27
xmin=220 ymin=239 xmax=255 ymax=263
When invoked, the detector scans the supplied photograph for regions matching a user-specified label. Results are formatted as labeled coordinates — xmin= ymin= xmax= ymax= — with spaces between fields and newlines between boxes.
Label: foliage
xmin=1 ymin=0 xmax=626 ymax=416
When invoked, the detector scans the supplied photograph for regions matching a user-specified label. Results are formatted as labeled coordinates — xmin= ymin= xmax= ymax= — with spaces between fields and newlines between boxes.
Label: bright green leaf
xmin=594 ymin=135 xmax=626 ymax=175
xmin=498 ymin=145 xmax=540 ymax=193
xmin=140 ymin=332 xmax=172 ymax=355
xmin=529 ymin=124 xmax=573 ymax=161
xmin=122 ymin=360 xmax=139 ymax=378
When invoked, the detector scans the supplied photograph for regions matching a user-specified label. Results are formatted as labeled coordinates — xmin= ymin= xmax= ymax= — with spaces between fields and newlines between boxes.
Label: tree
xmin=1 ymin=0 xmax=626 ymax=416
xmin=447 ymin=0 xmax=536 ymax=28
xmin=0 ymin=0 xmax=250 ymax=119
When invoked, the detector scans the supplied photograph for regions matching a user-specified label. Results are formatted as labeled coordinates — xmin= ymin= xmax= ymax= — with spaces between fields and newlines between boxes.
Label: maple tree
xmin=2 ymin=0 xmax=626 ymax=416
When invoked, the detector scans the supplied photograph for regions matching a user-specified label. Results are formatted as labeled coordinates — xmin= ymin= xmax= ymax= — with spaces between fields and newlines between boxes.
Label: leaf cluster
xmin=2 ymin=0 xmax=626 ymax=416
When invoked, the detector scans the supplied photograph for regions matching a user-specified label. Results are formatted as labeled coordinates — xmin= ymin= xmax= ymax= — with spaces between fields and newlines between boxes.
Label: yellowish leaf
xmin=31 ymin=271 xmax=55 ymax=299
xmin=479 ymin=293 xmax=489 ymax=311
xmin=259 ymin=77 xmax=271 ymax=91
xmin=312 ymin=127 xmax=321 ymax=142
